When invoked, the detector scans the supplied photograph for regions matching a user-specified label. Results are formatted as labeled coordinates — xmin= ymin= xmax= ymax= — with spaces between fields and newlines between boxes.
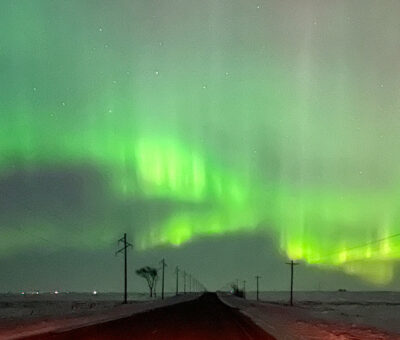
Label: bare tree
xmin=136 ymin=266 xmax=158 ymax=297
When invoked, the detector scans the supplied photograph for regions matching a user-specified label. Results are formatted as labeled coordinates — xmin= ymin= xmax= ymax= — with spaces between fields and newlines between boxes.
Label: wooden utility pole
xmin=183 ymin=270 xmax=187 ymax=294
xmin=115 ymin=233 xmax=133 ymax=304
xmin=286 ymin=260 xmax=299 ymax=306
xmin=160 ymin=258 xmax=166 ymax=300
xmin=255 ymin=276 xmax=261 ymax=301
xmin=175 ymin=266 xmax=179 ymax=296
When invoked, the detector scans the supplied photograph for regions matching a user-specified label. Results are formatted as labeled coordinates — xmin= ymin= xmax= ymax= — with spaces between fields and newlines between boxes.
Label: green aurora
xmin=1 ymin=0 xmax=400 ymax=286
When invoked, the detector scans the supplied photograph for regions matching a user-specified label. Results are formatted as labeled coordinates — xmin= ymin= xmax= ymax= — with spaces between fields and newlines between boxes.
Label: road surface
xmin=22 ymin=293 xmax=275 ymax=340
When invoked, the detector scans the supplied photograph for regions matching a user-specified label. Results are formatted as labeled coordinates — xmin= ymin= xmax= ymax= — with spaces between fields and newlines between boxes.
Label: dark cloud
xmin=0 ymin=165 xmax=108 ymax=225
xmin=0 ymin=163 xmax=213 ymax=251
xmin=0 ymin=230 xmax=392 ymax=292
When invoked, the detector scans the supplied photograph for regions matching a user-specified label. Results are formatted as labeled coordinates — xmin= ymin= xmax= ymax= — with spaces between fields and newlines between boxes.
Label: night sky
xmin=1 ymin=0 xmax=400 ymax=293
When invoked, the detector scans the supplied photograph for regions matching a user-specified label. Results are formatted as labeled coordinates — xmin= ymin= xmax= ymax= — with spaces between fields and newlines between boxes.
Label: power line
xmin=309 ymin=231 xmax=400 ymax=262
xmin=286 ymin=260 xmax=299 ymax=306
xmin=175 ymin=266 xmax=179 ymax=296
xmin=255 ymin=275 xmax=261 ymax=301
xmin=160 ymin=258 xmax=167 ymax=300
xmin=176 ymin=267 xmax=206 ymax=294
xmin=115 ymin=233 xmax=132 ymax=304
xmin=183 ymin=270 xmax=186 ymax=294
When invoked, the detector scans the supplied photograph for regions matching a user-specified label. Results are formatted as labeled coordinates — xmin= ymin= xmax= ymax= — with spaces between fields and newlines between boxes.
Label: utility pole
xmin=243 ymin=280 xmax=246 ymax=298
xmin=175 ymin=266 xmax=179 ymax=296
xmin=255 ymin=276 xmax=261 ymax=301
xmin=189 ymin=274 xmax=192 ymax=293
xmin=286 ymin=260 xmax=299 ymax=306
xmin=115 ymin=233 xmax=133 ymax=304
xmin=160 ymin=258 xmax=167 ymax=300
xmin=183 ymin=270 xmax=187 ymax=294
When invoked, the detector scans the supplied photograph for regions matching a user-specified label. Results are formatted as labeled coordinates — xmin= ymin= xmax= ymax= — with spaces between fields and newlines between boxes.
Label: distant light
xmin=21 ymin=292 xmax=25 ymax=295
xmin=35 ymin=291 xmax=39 ymax=295
xmin=54 ymin=290 xmax=59 ymax=295
xmin=93 ymin=290 xmax=98 ymax=295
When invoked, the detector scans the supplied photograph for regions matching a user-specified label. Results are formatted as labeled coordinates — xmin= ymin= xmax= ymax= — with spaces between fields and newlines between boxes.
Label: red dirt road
xmin=22 ymin=293 xmax=275 ymax=340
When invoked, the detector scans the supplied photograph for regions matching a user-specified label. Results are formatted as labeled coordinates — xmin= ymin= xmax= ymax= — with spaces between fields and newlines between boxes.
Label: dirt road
xmin=22 ymin=293 xmax=275 ymax=340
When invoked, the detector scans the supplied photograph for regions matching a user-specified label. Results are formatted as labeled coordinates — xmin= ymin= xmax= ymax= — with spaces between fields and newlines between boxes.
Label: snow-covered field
xmin=0 ymin=292 xmax=196 ymax=339
xmin=246 ymin=290 xmax=400 ymax=304
xmin=2 ymin=291 xmax=400 ymax=339
xmin=0 ymin=292 xmax=168 ymax=320
xmin=221 ymin=291 xmax=400 ymax=340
